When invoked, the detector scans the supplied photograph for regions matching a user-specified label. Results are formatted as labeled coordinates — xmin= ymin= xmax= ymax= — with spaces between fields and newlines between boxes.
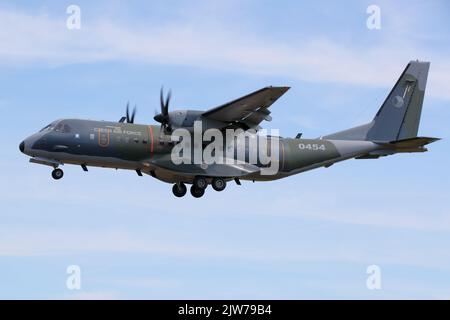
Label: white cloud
xmin=0 ymin=7 xmax=449 ymax=100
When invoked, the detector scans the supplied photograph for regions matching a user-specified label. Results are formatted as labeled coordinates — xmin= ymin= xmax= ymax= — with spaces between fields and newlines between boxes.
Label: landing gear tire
xmin=211 ymin=177 xmax=226 ymax=192
xmin=190 ymin=185 xmax=205 ymax=198
xmin=193 ymin=176 xmax=208 ymax=190
xmin=51 ymin=168 xmax=64 ymax=180
xmin=172 ymin=183 xmax=187 ymax=197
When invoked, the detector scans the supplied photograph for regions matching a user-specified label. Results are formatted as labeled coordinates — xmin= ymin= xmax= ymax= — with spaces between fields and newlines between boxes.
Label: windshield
xmin=54 ymin=121 xmax=72 ymax=133
xmin=39 ymin=121 xmax=59 ymax=132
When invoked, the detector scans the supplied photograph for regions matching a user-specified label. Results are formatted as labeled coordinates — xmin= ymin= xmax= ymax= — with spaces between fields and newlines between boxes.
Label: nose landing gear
xmin=51 ymin=168 xmax=64 ymax=180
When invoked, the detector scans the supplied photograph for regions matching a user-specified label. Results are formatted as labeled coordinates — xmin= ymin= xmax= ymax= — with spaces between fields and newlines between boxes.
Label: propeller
xmin=126 ymin=102 xmax=137 ymax=124
xmin=154 ymin=87 xmax=172 ymax=133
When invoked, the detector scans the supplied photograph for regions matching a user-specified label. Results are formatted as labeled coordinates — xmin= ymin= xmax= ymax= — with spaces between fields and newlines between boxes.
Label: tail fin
xmin=367 ymin=61 xmax=430 ymax=141
xmin=324 ymin=61 xmax=430 ymax=142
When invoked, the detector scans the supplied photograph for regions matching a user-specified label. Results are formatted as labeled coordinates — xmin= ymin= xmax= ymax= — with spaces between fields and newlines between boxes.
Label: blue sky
xmin=0 ymin=0 xmax=449 ymax=299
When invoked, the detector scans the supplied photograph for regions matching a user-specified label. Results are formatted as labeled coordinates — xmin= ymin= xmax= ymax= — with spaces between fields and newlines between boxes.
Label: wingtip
xmin=423 ymin=136 xmax=441 ymax=143
xmin=266 ymin=86 xmax=290 ymax=91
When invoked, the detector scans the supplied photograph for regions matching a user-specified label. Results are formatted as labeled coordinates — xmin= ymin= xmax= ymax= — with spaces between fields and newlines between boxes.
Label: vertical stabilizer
xmin=366 ymin=61 xmax=430 ymax=141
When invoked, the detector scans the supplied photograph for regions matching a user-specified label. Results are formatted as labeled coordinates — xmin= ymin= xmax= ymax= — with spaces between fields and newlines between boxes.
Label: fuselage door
xmin=98 ymin=128 xmax=110 ymax=147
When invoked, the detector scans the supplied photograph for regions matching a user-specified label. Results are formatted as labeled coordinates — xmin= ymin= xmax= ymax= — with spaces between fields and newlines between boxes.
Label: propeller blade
xmin=130 ymin=105 xmax=137 ymax=123
xmin=126 ymin=102 xmax=130 ymax=123
xmin=160 ymin=87 xmax=165 ymax=115
xmin=155 ymin=87 xmax=173 ymax=131
xmin=164 ymin=90 xmax=171 ymax=115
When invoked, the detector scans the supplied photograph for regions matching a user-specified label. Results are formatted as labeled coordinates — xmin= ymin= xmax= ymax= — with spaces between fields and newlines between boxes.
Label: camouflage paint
xmin=20 ymin=61 xmax=438 ymax=188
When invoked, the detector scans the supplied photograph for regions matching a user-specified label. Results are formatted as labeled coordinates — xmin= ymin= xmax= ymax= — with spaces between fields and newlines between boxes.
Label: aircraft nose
xmin=19 ymin=141 xmax=25 ymax=153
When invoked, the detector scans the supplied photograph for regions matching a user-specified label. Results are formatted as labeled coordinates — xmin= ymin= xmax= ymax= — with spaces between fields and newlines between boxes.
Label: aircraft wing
xmin=150 ymin=156 xmax=260 ymax=178
xmin=201 ymin=86 xmax=290 ymax=129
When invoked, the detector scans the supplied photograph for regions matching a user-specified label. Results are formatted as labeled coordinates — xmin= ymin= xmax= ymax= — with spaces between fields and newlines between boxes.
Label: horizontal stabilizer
xmin=375 ymin=136 xmax=441 ymax=153
xmin=356 ymin=136 xmax=440 ymax=159
xmin=388 ymin=136 xmax=440 ymax=148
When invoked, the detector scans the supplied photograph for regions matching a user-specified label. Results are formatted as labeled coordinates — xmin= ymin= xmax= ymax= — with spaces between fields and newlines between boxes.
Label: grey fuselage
xmin=20 ymin=118 xmax=383 ymax=184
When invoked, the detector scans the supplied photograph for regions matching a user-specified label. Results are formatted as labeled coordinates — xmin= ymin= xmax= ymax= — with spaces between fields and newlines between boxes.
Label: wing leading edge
xmin=201 ymin=86 xmax=290 ymax=129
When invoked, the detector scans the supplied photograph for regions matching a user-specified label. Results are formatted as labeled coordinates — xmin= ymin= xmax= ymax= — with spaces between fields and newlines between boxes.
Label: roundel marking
xmin=393 ymin=95 xmax=404 ymax=108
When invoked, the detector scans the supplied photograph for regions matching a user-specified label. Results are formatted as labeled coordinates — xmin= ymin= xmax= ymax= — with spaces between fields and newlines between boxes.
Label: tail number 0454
xmin=298 ymin=143 xmax=326 ymax=151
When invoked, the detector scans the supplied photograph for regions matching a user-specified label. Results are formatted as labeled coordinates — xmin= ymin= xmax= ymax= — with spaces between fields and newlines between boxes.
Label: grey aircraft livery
xmin=20 ymin=61 xmax=439 ymax=198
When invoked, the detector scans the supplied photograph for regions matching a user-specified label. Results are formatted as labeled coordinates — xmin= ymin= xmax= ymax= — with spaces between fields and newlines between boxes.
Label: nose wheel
xmin=172 ymin=183 xmax=187 ymax=197
xmin=51 ymin=168 xmax=64 ymax=180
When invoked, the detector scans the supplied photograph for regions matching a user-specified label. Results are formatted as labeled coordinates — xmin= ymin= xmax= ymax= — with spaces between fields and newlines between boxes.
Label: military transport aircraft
xmin=20 ymin=61 xmax=439 ymax=198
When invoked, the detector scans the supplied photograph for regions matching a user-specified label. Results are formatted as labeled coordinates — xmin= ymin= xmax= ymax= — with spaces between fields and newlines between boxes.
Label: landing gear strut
xmin=172 ymin=183 xmax=187 ymax=197
xmin=211 ymin=177 xmax=226 ymax=192
xmin=190 ymin=185 xmax=205 ymax=198
xmin=51 ymin=168 xmax=64 ymax=180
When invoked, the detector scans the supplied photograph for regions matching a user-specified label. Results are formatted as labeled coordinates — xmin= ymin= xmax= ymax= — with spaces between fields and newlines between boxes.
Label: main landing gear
xmin=193 ymin=176 xmax=208 ymax=190
xmin=211 ymin=177 xmax=226 ymax=192
xmin=51 ymin=168 xmax=64 ymax=180
xmin=190 ymin=185 xmax=205 ymax=198
xmin=172 ymin=182 xmax=187 ymax=198
xmin=172 ymin=176 xmax=228 ymax=198
xmin=171 ymin=182 xmax=205 ymax=198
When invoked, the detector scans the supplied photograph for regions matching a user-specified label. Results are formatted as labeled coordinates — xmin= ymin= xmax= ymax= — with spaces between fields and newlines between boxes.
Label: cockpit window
xmin=62 ymin=124 xmax=72 ymax=133
xmin=39 ymin=124 xmax=51 ymax=132
xmin=50 ymin=121 xmax=72 ymax=133
xmin=54 ymin=122 xmax=64 ymax=132
xmin=39 ymin=121 xmax=58 ymax=132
